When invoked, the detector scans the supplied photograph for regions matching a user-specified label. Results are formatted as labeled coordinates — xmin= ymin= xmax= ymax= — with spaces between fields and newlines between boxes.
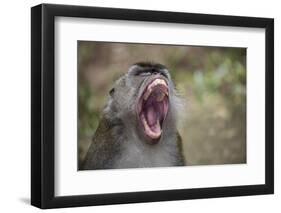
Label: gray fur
xmin=82 ymin=63 xmax=185 ymax=170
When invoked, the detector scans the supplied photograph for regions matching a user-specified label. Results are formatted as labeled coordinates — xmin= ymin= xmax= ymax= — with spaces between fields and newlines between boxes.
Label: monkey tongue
xmin=146 ymin=106 xmax=161 ymax=135
xmin=147 ymin=106 xmax=158 ymax=126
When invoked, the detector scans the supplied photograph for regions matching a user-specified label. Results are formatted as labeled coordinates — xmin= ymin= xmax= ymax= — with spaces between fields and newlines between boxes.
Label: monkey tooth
xmin=143 ymin=78 xmax=168 ymax=101
xmin=143 ymin=89 xmax=151 ymax=100
xmin=148 ymin=79 xmax=167 ymax=91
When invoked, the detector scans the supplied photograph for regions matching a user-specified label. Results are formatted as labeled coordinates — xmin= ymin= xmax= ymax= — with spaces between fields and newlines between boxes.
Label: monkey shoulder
xmin=175 ymin=132 xmax=186 ymax=166
xmin=81 ymin=116 xmax=124 ymax=170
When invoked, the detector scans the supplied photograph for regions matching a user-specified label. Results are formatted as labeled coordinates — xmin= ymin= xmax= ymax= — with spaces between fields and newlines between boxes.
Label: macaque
xmin=81 ymin=62 xmax=185 ymax=169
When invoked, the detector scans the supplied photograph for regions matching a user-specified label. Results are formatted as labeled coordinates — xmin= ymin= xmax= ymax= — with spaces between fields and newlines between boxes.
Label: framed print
xmin=31 ymin=3 xmax=274 ymax=209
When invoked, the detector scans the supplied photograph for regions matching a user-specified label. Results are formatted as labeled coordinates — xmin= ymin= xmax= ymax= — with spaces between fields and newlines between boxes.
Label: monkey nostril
xmin=150 ymin=68 xmax=158 ymax=75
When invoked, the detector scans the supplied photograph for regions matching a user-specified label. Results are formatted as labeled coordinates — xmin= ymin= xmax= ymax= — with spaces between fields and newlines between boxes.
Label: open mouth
xmin=138 ymin=78 xmax=169 ymax=141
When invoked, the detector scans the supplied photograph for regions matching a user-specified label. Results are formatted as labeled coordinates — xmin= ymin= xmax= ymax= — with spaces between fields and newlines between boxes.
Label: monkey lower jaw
xmin=140 ymin=113 xmax=161 ymax=139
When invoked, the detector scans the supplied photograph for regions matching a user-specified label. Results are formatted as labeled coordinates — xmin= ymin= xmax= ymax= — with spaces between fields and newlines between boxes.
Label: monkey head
xmin=104 ymin=62 xmax=180 ymax=145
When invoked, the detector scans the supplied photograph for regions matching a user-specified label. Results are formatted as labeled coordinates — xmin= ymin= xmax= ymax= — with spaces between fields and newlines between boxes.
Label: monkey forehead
xmin=133 ymin=62 xmax=167 ymax=69
xmin=128 ymin=62 xmax=170 ymax=78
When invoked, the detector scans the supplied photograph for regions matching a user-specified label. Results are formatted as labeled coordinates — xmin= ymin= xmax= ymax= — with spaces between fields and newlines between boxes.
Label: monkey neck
xmin=110 ymin=118 xmax=181 ymax=168
xmin=117 ymin=132 xmax=181 ymax=168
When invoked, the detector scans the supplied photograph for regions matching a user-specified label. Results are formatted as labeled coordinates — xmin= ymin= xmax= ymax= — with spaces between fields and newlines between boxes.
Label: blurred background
xmin=78 ymin=41 xmax=246 ymax=166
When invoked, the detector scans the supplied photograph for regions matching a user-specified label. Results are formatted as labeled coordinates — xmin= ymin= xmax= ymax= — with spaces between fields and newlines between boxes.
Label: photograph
xmin=78 ymin=41 xmax=247 ymax=170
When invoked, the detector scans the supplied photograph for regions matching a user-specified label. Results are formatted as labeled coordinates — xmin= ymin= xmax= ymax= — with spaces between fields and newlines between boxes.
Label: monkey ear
xmin=109 ymin=88 xmax=115 ymax=96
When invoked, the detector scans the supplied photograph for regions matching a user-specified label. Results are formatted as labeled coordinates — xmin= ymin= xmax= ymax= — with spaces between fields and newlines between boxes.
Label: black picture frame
xmin=31 ymin=3 xmax=274 ymax=209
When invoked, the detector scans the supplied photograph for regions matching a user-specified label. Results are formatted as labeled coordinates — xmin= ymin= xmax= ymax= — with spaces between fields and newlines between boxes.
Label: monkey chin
xmin=137 ymin=77 xmax=169 ymax=144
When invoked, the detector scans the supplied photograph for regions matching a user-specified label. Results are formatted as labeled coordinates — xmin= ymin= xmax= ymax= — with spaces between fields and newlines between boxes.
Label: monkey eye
xmin=109 ymin=88 xmax=115 ymax=96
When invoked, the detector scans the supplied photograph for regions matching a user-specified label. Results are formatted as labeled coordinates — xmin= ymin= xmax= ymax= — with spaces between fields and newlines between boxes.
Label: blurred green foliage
xmin=78 ymin=41 xmax=246 ymax=166
xmin=79 ymin=84 xmax=99 ymax=138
